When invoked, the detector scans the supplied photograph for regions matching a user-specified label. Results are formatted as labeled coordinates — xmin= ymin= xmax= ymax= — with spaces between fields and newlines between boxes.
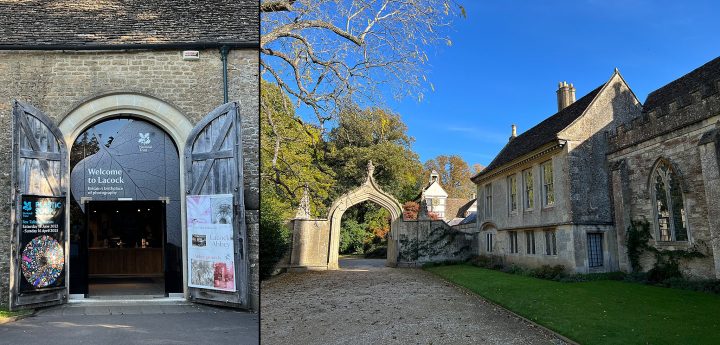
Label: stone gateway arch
xmin=287 ymin=162 xmax=403 ymax=270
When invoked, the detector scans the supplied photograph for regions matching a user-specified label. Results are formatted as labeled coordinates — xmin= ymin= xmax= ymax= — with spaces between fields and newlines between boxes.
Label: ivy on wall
xmin=398 ymin=224 xmax=470 ymax=262
xmin=626 ymin=219 xmax=707 ymax=281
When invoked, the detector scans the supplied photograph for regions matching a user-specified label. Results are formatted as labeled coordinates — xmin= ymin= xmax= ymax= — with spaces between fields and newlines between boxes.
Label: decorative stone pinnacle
xmin=295 ymin=184 xmax=311 ymax=219
xmin=367 ymin=160 xmax=375 ymax=178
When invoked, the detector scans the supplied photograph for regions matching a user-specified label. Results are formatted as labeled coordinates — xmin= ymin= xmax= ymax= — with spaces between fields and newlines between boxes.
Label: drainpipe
xmin=220 ymin=45 xmax=230 ymax=103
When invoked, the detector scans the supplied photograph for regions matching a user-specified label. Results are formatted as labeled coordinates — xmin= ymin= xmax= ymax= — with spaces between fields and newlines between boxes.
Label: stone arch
xmin=58 ymin=92 xmax=193 ymax=150
xmin=480 ymin=221 xmax=498 ymax=232
xmin=326 ymin=161 xmax=403 ymax=269
xmin=646 ymin=157 xmax=690 ymax=195
xmin=57 ymin=92 xmax=194 ymax=294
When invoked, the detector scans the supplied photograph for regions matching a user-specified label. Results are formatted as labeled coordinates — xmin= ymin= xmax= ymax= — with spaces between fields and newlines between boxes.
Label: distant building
xmin=417 ymin=170 xmax=476 ymax=224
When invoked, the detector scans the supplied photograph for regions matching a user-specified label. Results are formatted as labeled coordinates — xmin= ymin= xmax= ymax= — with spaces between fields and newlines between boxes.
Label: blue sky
xmin=390 ymin=0 xmax=720 ymax=167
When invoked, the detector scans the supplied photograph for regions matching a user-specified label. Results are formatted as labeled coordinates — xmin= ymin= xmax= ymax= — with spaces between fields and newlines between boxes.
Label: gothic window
xmin=508 ymin=175 xmax=517 ymax=212
xmin=652 ymin=161 xmax=688 ymax=242
xmin=542 ymin=160 xmax=554 ymax=206
xmin=523 ymin=168 xmax=534 ymax=209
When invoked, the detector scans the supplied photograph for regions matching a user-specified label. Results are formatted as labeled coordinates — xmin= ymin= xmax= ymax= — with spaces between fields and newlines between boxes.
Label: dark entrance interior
xmin=86 ymin=200 xmax=166 ymax=297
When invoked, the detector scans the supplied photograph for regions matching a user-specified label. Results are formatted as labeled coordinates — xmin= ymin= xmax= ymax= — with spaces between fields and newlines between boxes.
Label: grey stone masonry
xmin=607 ymin=59 xmax=720 ymax=278
xmin=0 ymin=48 xmax=259 ymax=310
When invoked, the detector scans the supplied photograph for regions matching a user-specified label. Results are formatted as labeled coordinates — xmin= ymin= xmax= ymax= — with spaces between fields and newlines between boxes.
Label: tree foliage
xmin=327 ymin=106 xmax=423 ymax=201
xmin=260 ymin=191 xmax=292 ymax=280
xmin=261 ymin=80 xmax=335 ymax=216
xmin=423 ymin=154 xmax=475 ymax=198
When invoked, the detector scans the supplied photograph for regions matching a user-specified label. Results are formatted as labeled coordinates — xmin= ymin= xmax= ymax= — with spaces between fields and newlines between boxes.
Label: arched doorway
xmin=326 ymin=162 xmax=402 ymax=269
xmin=9 ymin=95 xmax=251 ymax=310
xmin=68 ymin=117 xmax=182 ymax=296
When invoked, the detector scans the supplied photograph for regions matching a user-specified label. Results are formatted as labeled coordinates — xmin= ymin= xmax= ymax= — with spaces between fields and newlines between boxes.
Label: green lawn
xmin=426 ymin=264 xmax=720 ymax=345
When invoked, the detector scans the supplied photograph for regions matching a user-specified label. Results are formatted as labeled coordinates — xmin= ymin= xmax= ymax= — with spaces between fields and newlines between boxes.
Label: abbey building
xmin=472 ymin=56 xmax=720 ymax=278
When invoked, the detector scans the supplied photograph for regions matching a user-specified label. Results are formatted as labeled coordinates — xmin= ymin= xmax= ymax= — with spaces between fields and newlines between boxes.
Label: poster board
xmin=19 ymin=195 xmax=66 ymax=292
xmin=186 ymin=194 xmax=236 ymax=292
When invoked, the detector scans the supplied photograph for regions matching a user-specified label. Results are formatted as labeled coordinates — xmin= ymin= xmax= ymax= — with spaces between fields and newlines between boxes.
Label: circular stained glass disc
xmin=21 ymin=235 xmax=64 ymax=288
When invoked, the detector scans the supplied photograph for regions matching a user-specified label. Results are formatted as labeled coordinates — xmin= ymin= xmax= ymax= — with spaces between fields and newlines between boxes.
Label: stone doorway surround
xmin=57 ymin=92 xmax=194 ymax=296
xmin=287 ymin=161 xmax=403 ymax=270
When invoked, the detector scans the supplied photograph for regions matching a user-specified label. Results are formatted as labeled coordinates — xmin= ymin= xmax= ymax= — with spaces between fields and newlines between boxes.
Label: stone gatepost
xmin=698 ymin=129 xmax=720 ymax=278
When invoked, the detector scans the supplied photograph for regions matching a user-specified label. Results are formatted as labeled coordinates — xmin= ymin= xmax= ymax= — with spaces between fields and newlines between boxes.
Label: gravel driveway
xmin=261 ymin=259 xmax=565 ymax=345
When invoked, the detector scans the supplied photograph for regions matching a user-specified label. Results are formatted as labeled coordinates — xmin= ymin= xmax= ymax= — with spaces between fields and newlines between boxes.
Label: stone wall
xmin=561 ymin=73 xmax=642 ymax=224
xmin=0 ymin=48 xmax=259 ymax=309
xmin=608 ymin=114 xmax=720 ymax=278
xmin=395 ymin=219 xmax=473 ymax=266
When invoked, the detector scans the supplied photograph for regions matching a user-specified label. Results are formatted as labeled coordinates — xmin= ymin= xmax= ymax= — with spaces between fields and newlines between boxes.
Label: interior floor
xmin=88 ymin=277 xmax=165 ymax=297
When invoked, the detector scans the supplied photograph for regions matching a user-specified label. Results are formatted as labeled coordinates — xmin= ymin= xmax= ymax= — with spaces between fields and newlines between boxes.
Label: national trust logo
xmin=138 ymin=133 xmax=151 ymax=145
xmin=138 ymin=132 xmax=153 ymax=152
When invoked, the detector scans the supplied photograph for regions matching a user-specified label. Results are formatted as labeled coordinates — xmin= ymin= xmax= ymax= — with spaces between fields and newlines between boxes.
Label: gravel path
xmin=261 ymin=259 xmax=565 ymax=345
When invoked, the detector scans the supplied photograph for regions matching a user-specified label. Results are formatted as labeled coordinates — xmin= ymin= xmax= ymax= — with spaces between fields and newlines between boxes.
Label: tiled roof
xmin=473 ymin=83 xmax=604 ymax=180
xmin=643 ymin=56 xmax=720 ymax=113
xmin=0 ymin=0 xmax=258 ymax=48
xmin=445 ymin=198 xmax=475 ymax=219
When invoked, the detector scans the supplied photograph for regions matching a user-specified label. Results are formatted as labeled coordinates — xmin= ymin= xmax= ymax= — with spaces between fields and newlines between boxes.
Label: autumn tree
xmin=423 ymin=155 xmax=475 ymax=198
xmin=261 ymin=80 xmax=335 ymax=216
xmin=261 ymin=0 xmax=464 ymax=130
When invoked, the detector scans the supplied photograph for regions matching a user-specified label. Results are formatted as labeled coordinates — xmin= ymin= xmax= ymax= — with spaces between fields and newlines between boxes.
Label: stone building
xmin=0 ymin=1 xmax=259 ymax=311
xmin=415 ymin=170 xmax=477 ymax=224
xmin=471 ymin=71 xmax=641 ymax=273
xmin=417 ymin=170 xmax=449 ymax=219
xmin=607 ymin=56 xmax=720 ymax=278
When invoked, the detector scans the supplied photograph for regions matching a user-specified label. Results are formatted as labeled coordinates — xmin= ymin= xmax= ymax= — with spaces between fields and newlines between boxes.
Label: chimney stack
xmin=510 ymin=124 xmax=517 ymax=141
xmin=556 ymin=81 xmax=576 ymax=111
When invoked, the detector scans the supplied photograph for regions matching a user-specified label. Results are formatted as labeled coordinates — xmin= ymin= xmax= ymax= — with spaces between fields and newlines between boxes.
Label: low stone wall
xmin=395 ymin=219 xmax=474 ymax=266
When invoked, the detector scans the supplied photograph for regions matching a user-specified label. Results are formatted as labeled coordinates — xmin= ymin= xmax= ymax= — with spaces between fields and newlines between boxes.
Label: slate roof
xmin=0 ymin=0 xmax=258 ymax=48
xmin=445 ymin=198 xmax=476 ymax=219
xmin=459 ymin=212 xmax=476 ymax=225
xmin=473 ymin=83 xmax=605 ymax=181
xmin=643 ymin=56 xmax=720 ymax=113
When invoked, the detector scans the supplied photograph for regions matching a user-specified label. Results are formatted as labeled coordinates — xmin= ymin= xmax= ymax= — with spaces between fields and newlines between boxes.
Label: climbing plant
xmin=626 ymin=219 xmax=707 ymax=281
xmin=398 ymin=225 xmax=470 ymax=262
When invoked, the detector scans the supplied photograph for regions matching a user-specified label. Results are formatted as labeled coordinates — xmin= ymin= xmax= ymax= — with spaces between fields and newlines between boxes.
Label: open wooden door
xmin=9 ymin=101 xmax=68 ymax=310
xmin=184 ymin=102 xmax=247 ymax=308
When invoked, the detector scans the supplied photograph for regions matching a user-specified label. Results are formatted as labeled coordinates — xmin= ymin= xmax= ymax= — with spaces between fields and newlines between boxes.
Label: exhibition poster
xmin=19 ymin=195 xmax=66 ymax=292
xmin=187 ymin=194 xmax=236 ymax=292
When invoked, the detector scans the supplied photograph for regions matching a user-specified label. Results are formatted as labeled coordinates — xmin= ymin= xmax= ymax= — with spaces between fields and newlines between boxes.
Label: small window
xmin=587 ymin=233 xmax=604 ymax=268
xmin=542 ymin=161 xmax=555 ymax=206
xmin=544 ymin=230 xmax=557 ymax=255
xmin=523 ymin=168 xmax=534 ymax=209
xmin=525 ymin=231 xmax=535 ymax=254
xmin=509 ymin=231 xmax=518 ymax=253
xmin=508 ymin=175 xmax=517 ymax=212
xmin=486 ymin=233 xmax=494 ymax=252
xmin=484 ymin=184 xmax=493 ymax=218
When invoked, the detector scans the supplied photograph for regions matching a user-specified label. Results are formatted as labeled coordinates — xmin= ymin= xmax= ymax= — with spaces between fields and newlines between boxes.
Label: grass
xmin=0 ymin=309 xmax=23 ymax=321
xmin=426 ymin=264 xmax=720 ymax=345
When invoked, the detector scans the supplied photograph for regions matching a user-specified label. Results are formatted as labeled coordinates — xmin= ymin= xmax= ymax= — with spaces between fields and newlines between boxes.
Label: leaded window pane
xmin=543 ymin=161 xmax=554 ymax=206
xmin=508 ymin=175 xmax=517 ymax=212
xmin=524 ymin=169 xmax=534 ymax=209
xmin=653 ymin=161 xmax=689 ymax=242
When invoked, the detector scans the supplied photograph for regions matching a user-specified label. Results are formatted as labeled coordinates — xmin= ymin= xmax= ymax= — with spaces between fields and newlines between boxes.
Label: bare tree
xmin=261 ymin=0 xmax=464 ymax=131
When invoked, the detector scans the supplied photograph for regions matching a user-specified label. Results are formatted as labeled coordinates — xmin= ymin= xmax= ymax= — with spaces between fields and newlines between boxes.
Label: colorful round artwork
xmin=21 ymin=235 xmax=64 ymax=288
